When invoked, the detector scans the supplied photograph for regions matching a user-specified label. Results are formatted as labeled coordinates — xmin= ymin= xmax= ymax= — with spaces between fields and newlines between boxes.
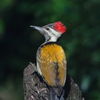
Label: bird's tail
xmin=50 ymin=87 xmax=64 ymax=100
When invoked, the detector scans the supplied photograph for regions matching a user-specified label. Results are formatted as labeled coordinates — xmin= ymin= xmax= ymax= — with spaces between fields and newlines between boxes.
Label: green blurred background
xmin=0 ymin=0 xmax=100 ymax=100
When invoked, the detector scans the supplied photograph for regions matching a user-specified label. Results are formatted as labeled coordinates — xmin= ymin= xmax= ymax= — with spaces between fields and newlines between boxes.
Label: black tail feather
xmin=50 ymin=87 xmax=65 ymax=100
xmin=52 ymin=87 xmax=63 ymax=97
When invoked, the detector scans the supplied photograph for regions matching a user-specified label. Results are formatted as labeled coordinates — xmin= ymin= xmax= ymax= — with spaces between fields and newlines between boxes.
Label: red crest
xmin=54 ymin=21 xmax=67 ymax=34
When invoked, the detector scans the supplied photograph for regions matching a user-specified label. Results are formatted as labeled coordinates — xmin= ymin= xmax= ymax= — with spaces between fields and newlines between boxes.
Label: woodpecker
xmin=30 ymin=21 xmax=67 ymax=100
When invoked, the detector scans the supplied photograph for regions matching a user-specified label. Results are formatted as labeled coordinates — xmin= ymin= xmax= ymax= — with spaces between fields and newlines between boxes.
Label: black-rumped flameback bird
xmin=30 ymin=21 xmax=67 ymax=100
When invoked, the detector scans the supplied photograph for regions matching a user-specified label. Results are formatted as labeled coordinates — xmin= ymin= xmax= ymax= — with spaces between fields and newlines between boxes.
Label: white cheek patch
xmin=49 ymin=28 xmax=61 ymax=37
xmin=43 ymin=27 xmax=62 ymax=42
xmin=43 ymin=28 xmax=61 ymax=37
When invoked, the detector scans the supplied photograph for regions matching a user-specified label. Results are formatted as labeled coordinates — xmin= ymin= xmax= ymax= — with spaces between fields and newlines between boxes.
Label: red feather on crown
xmin=54 ymin=21 xmax=67 ymax=34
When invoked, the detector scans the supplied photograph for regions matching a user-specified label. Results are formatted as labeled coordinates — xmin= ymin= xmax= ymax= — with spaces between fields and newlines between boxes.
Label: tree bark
xmin=23 ymin=63 xmax=85 ymax=100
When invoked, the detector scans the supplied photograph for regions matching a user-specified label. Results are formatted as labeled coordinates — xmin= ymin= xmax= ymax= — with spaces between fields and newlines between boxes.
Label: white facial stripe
xmin=43 ymin=27 xmax=61 ymax=37
xmin=42 ymin=27 xmax=61 ymax=42
xmin=49 ymin=28 xmax=61 ymax=37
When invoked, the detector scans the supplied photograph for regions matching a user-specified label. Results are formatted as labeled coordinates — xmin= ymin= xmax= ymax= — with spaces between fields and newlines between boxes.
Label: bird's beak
xmin=30 ymin=25 xmax=44 ymax=33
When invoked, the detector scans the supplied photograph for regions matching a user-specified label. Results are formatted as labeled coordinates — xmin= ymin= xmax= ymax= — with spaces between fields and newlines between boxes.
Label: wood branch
xmin=23 ymin=63 xmax=85 ymax=100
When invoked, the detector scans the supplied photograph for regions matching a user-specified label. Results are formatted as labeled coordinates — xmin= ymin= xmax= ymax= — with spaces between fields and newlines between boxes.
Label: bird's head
xmin=30 ymin=21 xmax=67 ymax=42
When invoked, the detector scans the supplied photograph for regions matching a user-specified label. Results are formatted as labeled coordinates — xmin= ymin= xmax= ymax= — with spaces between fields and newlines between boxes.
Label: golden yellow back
xmin=37 ymin=43 xmax=67 ymax=87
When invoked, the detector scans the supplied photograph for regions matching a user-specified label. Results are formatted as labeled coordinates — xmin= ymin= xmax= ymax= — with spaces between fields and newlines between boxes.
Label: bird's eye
xmin=46 ymin=28 xmax=49 ymax=30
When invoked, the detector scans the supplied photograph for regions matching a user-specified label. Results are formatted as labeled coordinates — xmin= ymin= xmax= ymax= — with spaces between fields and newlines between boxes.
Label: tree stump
xmin=23 ymin=63 xmax=85 ymax=100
